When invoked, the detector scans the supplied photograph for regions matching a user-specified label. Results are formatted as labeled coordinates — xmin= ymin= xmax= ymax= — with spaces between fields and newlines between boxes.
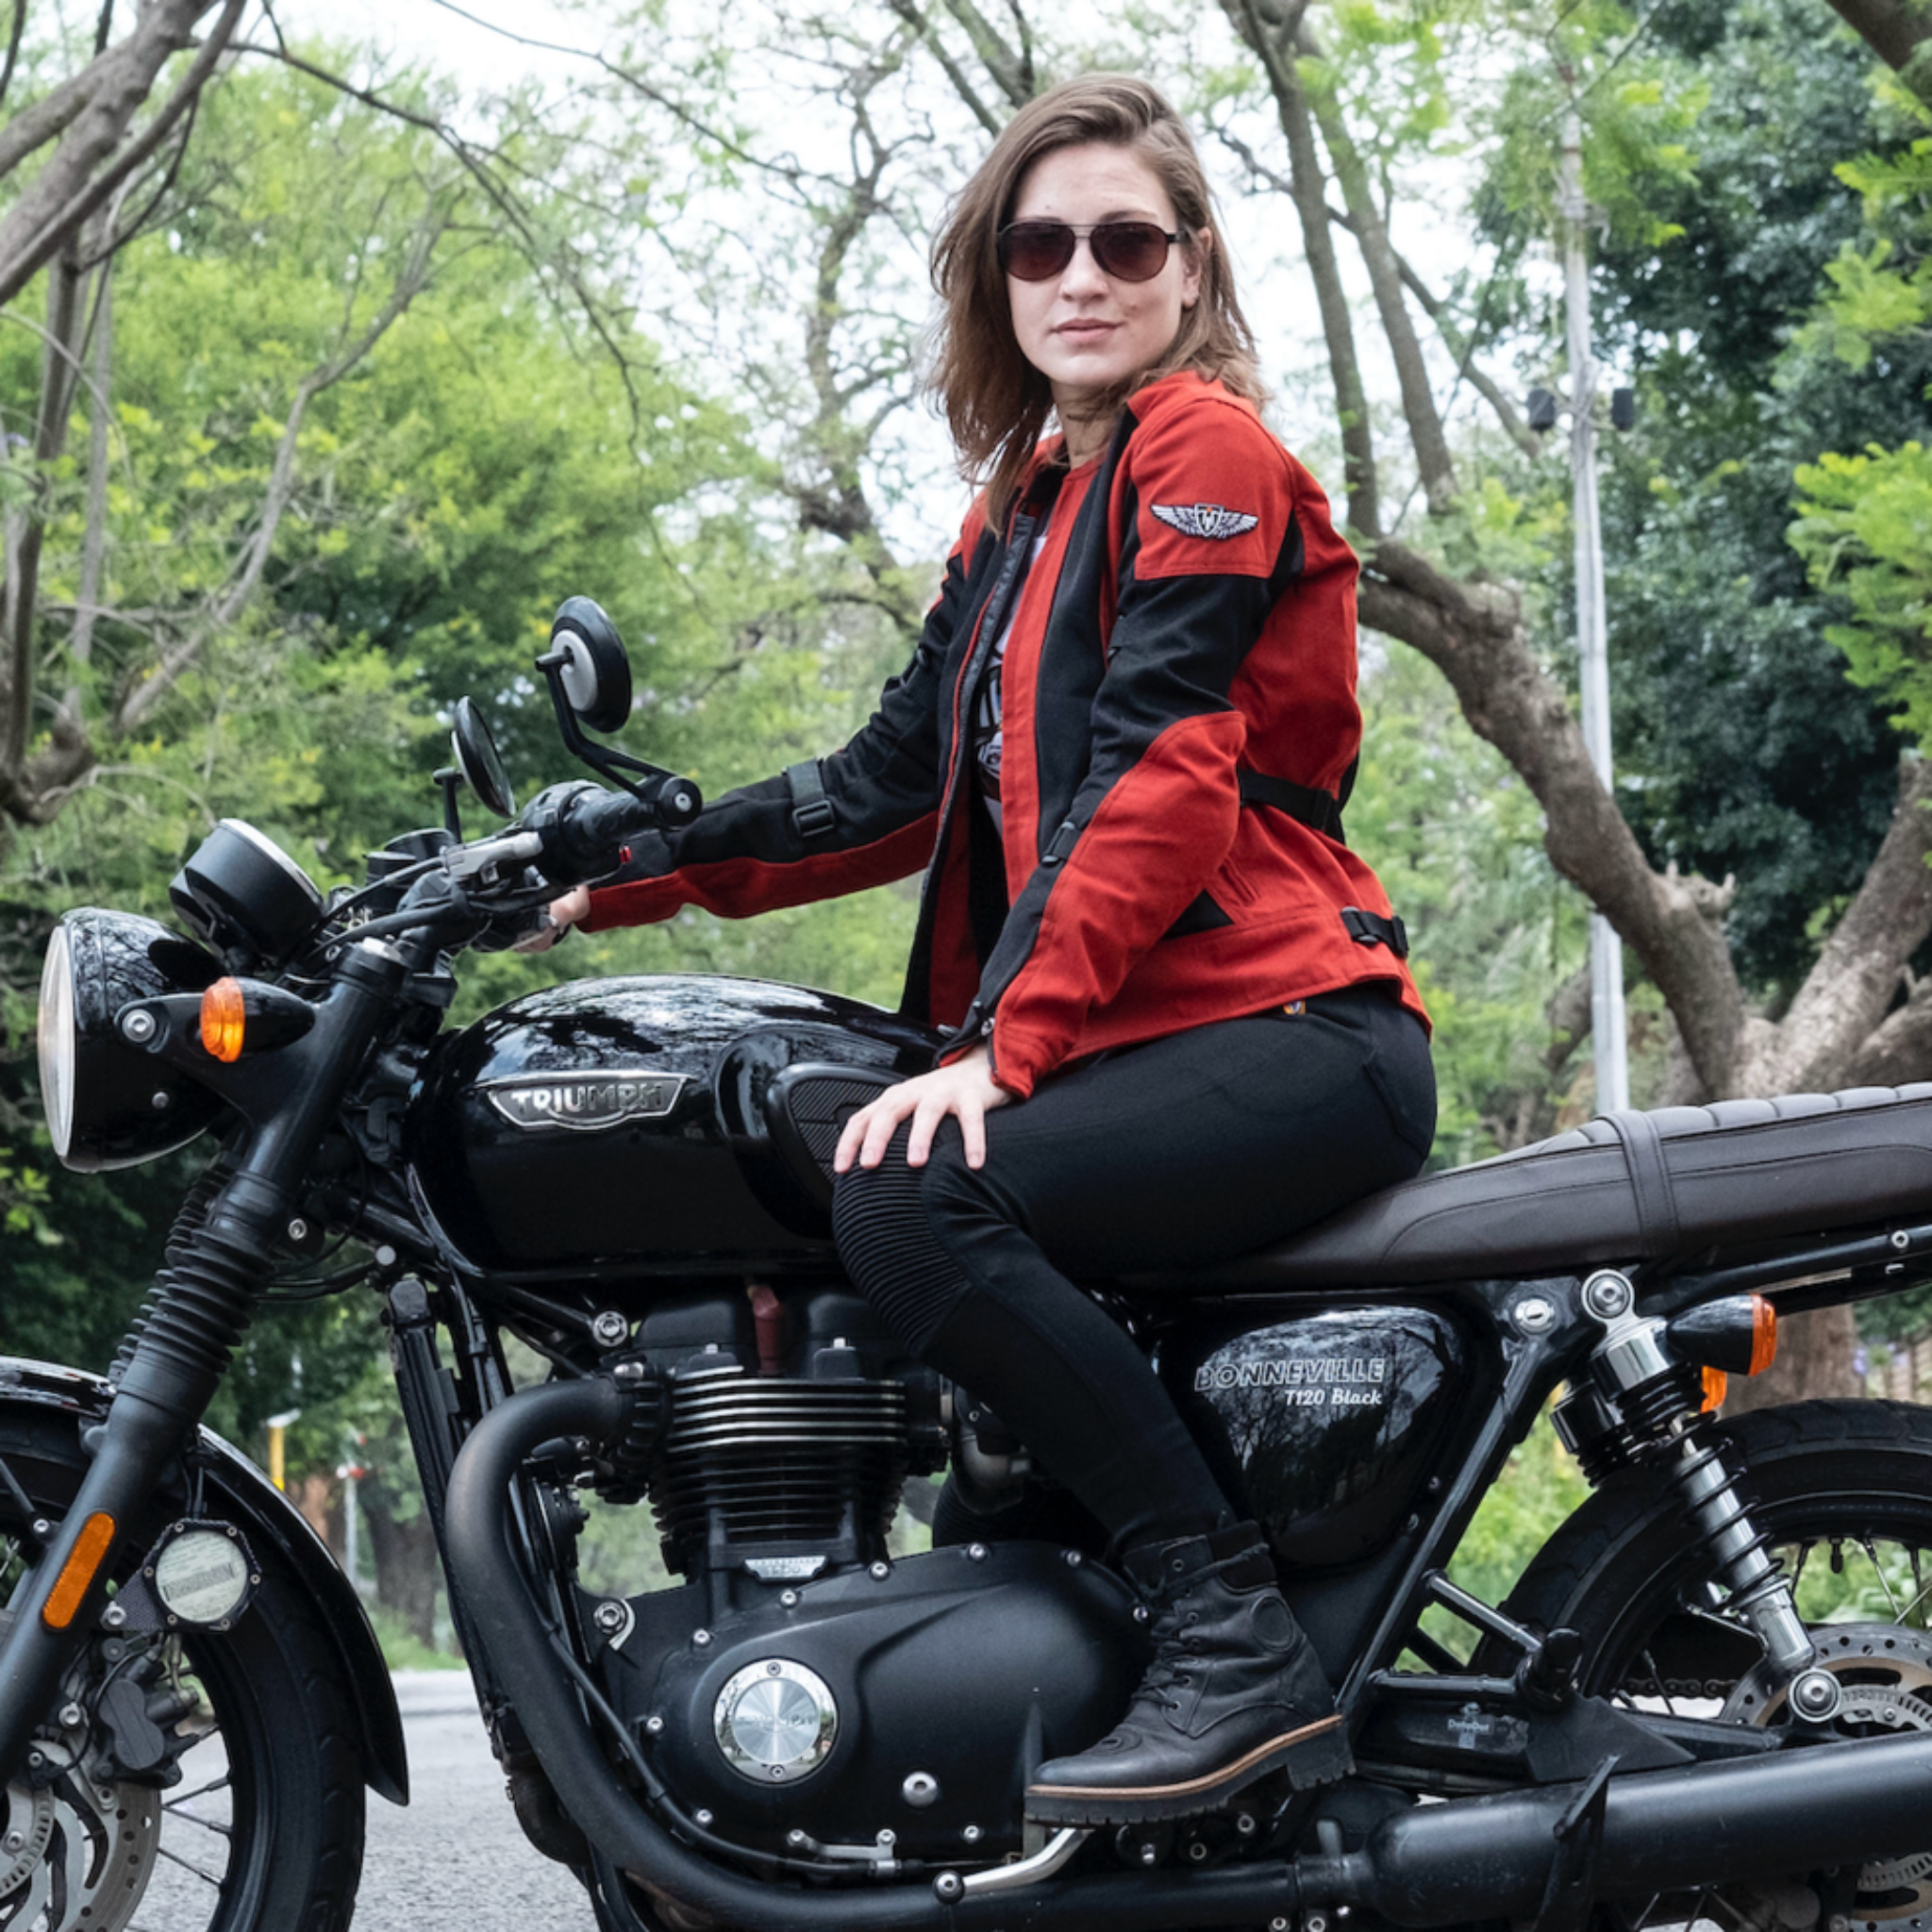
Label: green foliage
xmin=1352 ymin=644 xmax=1592 ymax=1164
xmin=1775 ymin=78 xmax=1932 ymax=755
xmin=1547 ymin=0 xmax=1921 ymax=993
xmin=0 ymin=50 xmax=928 ymax=1495
xmin=1791 ymin=441 xmax=1932 ymax=742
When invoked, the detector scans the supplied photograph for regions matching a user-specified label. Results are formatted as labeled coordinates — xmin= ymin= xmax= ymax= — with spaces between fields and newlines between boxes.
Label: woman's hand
xmin=833 ymin=1046 xmax=1012 ymax=1174
xmin=512 ymin=885 xmax=591 ymax=954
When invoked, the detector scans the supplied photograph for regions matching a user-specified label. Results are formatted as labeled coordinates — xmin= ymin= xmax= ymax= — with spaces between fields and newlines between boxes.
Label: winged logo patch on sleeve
xmin=1151 ymin=502 xmax=1260 ymax=541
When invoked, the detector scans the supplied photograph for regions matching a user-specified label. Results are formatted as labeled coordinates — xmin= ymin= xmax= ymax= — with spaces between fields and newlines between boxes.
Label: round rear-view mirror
xmin=451 ymin=697 xmax=516 ymax=818
xmin=549 ymin=596 xmax=634 ymax=735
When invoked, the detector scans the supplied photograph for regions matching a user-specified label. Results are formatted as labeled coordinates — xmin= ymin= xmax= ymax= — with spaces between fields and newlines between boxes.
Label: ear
xmin=1181 ymin=228 xmax=1209 ymax=310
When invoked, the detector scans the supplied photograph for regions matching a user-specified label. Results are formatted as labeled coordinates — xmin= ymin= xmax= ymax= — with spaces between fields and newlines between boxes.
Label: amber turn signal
xmin=200 ymin=977 xmax=246 ymax=1062
xmin=1748 ymin=1293 xmax=1778 ymax=1376
xmin=42 ymin=1511 xmax=116 ymax=1629
xmin=1701 ymin=1367 xmax=1728 ymax=1414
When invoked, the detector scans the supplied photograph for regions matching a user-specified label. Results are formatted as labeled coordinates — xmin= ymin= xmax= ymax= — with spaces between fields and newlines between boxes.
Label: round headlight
xmin=38 ymin=911 xmax=225 ymax=1173
xmin=37 ymin=923 xmax=75 ymax=1158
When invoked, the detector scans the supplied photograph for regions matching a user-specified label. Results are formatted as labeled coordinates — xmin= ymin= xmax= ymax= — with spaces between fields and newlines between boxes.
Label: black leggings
xmin=830 ymin=986 xmax=1436 ymax=1554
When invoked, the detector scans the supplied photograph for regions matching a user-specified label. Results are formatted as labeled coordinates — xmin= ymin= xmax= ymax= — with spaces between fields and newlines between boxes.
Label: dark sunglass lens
xmin=1000 ymin=223 xmax=1075 ymax=280
xmin=1091 ymin=222 xmax=1172 ymax=281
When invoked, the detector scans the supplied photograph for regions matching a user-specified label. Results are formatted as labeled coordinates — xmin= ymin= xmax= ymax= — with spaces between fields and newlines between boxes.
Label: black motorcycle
xmin=17 ymin=597 xmax=1932 ymax=1932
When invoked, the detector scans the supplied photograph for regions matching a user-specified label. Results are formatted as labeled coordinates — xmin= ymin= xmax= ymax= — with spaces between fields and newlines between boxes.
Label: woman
xmin=545 ymin=74 xmax=1435 ymax=1826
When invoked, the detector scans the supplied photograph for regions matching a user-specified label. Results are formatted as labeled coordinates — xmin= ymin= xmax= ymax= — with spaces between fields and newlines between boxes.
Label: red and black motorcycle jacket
xmin=582 ymin=372 xmax=1427 ymax=1099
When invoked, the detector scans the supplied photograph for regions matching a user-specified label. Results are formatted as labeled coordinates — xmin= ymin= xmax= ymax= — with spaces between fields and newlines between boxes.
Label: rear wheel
xmin=1485 ymin=1399 xmax=1932 ymax=1932
xmin=0 ymin=1411 xmax=365 ymax=1930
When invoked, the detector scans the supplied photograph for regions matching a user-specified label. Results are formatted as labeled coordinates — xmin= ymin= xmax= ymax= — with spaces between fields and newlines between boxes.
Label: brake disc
xmin=1722 ymin=1622 xmax=1932 ymax=1930
xmin=0 ymin=1740 xmax=161 ymax=1932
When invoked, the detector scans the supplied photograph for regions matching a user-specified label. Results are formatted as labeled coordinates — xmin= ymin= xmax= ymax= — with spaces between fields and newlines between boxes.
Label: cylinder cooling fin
xmin=649 ymin=1360 xmax=914 ymax=1576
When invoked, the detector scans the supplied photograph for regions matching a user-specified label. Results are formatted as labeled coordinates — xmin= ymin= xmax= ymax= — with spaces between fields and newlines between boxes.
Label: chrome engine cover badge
xmin=713 ymin=1660 xmax=837 ymax=1784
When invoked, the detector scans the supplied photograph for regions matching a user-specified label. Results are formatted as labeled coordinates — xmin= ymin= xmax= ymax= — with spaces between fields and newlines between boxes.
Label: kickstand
xmin=1530 ymin=1752 xmax=1618 ymax=1932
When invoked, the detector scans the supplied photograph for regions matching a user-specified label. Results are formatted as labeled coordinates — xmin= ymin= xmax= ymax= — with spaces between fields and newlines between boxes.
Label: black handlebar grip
xmin=561 ymin=788 xmax=656 ymax=869
xmin=558 ymin=777 xmax=702 ymax=871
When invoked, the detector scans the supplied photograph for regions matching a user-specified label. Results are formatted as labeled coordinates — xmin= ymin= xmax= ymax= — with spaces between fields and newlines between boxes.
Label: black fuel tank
xmin=1160 ymin=1305 xmax=1467 ymax=1570
xmin=407 ymin=974 xmax=936 ymax=1279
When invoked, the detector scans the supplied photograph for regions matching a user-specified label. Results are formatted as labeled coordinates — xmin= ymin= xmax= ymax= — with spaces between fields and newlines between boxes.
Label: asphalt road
xmin=353 ymin=1670 xmax=596 ymax=1932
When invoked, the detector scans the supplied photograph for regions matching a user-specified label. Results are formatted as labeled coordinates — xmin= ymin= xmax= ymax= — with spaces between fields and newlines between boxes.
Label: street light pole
xmin=1561 ymin=108 xmax=1630 ymax=1115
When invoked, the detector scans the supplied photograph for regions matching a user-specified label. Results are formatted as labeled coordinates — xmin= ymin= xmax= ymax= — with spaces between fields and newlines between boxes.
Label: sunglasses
xmin=997 ymin=219 xmax=1183 ymax=284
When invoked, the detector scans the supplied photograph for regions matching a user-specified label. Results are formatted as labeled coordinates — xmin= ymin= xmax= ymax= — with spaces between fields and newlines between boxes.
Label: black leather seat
xmin=1139 ymin=1084 xmax=1932 ymax=1291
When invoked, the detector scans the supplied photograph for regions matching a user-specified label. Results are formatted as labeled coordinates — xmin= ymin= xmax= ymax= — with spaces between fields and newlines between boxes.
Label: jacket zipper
xmin=915 ymin=504 xmax=1042 ymax=991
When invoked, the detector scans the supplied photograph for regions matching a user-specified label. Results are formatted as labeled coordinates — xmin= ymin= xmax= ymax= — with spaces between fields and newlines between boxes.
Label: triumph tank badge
xmin=486 ymin=1071 xmax=689 ymax=1133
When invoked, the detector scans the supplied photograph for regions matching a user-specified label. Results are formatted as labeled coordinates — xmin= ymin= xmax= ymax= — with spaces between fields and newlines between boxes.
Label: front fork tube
xmin=0 ymin=941 xmax=408 ymax=1782
xmin=0 ymin=1383 xmax=203 ymax=1779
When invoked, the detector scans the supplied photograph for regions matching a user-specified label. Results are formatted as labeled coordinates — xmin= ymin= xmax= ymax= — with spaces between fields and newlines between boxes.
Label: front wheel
xmin=0 ymin=1410 xmax=365 ymax=1931
xmin=1487 ymin=1399 xmax=1932 ymax=1932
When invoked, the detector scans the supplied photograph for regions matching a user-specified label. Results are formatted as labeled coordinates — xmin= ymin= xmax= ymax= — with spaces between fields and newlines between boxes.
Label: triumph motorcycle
xmin=16 ymin=596 xmax=1932 ymax=1932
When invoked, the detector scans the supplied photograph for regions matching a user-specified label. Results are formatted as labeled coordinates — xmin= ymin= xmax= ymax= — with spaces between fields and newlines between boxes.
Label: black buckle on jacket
xmin=786 ymin=760 xmax=836 ymax=841
xmin=1341 ymin=906 xmax=1409 ymax=958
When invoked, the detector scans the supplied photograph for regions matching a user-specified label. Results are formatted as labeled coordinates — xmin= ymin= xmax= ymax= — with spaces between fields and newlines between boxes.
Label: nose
xmin=1058 ymin=234 xmax=1109 ymax=296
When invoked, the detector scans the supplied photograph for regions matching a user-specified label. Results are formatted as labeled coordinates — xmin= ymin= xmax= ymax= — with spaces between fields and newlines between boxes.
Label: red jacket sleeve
xmin=581 ymin=521 xmax=983 ymax=932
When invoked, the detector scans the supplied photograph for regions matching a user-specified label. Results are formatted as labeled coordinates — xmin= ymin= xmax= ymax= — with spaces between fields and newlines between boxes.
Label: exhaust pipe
xmin=1316 ymin=1725 xmax=1932 ymax=1925
xmin=447 ymin=1377 xmax=1932 ymax=1932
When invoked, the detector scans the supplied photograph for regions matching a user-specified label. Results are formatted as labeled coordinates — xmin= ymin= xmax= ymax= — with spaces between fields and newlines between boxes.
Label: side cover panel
xmin=0 ymin=1357 xmax=408 ymax=1805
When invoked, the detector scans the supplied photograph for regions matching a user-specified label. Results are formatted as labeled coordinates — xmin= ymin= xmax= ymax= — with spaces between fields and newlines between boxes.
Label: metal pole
xmin=1562 ymin=110 xmax=1629 ymax=1115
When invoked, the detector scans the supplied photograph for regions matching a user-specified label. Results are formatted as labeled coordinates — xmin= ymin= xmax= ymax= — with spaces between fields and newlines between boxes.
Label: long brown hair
xmin=928 ymin=75 xmax=1265 ymax=528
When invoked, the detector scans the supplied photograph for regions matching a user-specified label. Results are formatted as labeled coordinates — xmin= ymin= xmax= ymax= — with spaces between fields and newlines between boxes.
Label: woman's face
xmin=1005 ymin=142 xmax=1203 ymax=430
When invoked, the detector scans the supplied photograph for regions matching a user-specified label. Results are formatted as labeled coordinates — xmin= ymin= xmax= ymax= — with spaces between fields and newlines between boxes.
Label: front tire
xmin=0 ymin=1410 xmax=365 ymax=1931
xmin=1486 ymin=1399 xmax=1932 ymax=1932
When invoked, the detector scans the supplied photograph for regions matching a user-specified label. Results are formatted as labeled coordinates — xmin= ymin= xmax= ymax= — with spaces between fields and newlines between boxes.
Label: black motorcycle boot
xmin=1025 ymin=1524 xmax=1351 ymax=1825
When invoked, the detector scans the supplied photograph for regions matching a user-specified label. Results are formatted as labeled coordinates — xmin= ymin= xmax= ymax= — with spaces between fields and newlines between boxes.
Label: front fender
xmin=0 ymin=1357 xmax=408 ymax=1806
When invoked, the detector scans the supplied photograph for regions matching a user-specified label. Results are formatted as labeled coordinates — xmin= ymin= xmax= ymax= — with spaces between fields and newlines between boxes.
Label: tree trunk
xmin=1823 ymin=0 xmax=1932 ymax=98
xmin=358 ymin=1482 xmax=442 ymax=1651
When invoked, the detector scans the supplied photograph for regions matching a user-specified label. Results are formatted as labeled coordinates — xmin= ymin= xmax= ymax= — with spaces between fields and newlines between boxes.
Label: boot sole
xmin=1024 ymin=1714 xmax=1352 ymax=1826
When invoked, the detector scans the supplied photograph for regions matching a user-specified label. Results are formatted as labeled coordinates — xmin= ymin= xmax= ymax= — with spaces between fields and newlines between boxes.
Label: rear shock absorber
xmin=1580 ymin=1270 xmax=1844 ymax=1724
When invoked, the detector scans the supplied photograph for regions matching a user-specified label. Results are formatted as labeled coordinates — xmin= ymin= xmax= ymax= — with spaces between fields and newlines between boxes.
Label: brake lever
xmin=442 ymin=830 xmax=544 ymax=884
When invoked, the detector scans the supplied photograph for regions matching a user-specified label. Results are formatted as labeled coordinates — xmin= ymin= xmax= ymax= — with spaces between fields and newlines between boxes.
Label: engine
xmin=609 ymin=1286 xmax=941 ymax=1580
xmin=581 ymin=1286 xmax=1144 ymax=1865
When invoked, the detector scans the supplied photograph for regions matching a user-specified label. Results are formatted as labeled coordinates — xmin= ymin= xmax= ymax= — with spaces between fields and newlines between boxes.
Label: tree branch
xmin=887 ymin=0 xmax=1003 ymax=136
xmin=1294 ymin=23 xmax=1458 ymax=514
xmin=0 ymin=0 xmax=242 ymax=309
xmin=1359 ymin=538 xmax=1750 ymax=1093
xmin=1322 ymin=197 xmax=1541 ymax=457
xmin=1217 ymin=0 xmax=1381 ymax=536
xmin=1 ymin=244 xmax=89 ymax=783
xmin=1822 ymin=0 xmax=1932 ymax=100
xmin=1844 ymin=974 xmax=1932 ymax=1088
xmin=1762 ymin=756 xmax=1932 ymax=1091
xmin=938 ymin=0 xmax=1033 ymax=108
xmin=0 ymin=65 xmax=98 ymax=186
xmin=0 ymin=0 xmax=28 ymax=121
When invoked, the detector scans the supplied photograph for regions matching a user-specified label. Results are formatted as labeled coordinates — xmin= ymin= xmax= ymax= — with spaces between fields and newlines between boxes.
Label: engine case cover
xmin=604 ymin=1542 xmax=1142 ymax=1860
xmin=1162 ymin=1304 xmax=1466 ymax=1569
xmin=406 ymin=974 xmax=934 ymax=1280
